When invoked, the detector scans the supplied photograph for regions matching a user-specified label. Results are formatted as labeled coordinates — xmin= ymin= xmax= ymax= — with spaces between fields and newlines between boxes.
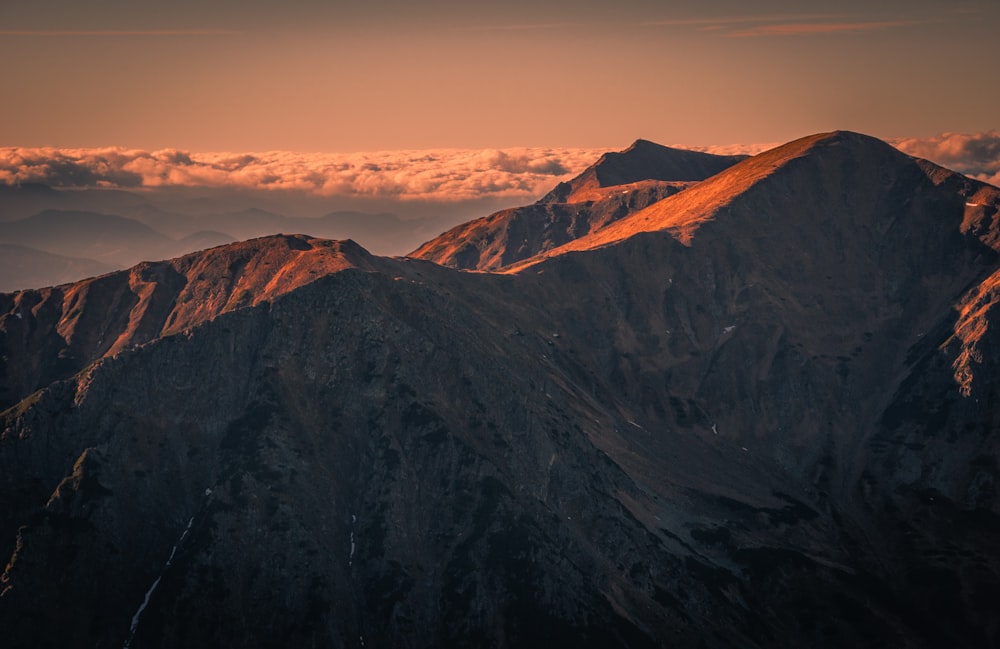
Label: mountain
xmin=127 ymin=207 xmax=454 ymax=257
xmin=0 ymin=244 xmax=114 ymax=293
xmin=0 ymin=210 xmax=244 ymax=290
xmin=2 ymin=131 xmax=1000 ymax=648
xmin=411 ymin=139 xmax=746 ymax=270
xmin=538 ymin=138 xmax=748 ymax=203
xmin=0 ymin=184 xmax=151 ymax=222
xmin=0 ymin=209 xmax=176 ymax=267
xmin=175 ymin=230 xmax=236 ymax=252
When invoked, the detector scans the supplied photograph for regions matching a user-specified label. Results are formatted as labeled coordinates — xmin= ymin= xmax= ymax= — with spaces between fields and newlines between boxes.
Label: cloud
xmin=642 ymin=13 xmax=916 ymax=38
xmin=465 ymin=23 xmax=577 ymax=32
xmin=0 ymin=146 xmax=605 ymax=201
xmin=725 ymin=21 xmax=914 ymax=37
xmin=0 ymin=30 xmax=240 ymax=36
xmin=0 ymin=148 xmax=145 ymax=188
xmin=642 ymin=13 xmax=849 ymax=28
xmin=893 ymin=131 xmax=1000 ymax=187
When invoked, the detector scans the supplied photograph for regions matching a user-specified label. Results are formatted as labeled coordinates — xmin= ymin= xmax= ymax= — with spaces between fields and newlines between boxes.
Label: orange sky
xmin=1 ymin=1 xmax=998 ymax=152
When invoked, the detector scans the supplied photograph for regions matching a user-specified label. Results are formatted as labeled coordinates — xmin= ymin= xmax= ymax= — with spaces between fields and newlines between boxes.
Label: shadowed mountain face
xmin=411 ymin=140 xmax=746 ymax=270
xmin=2 ymin=132 xmax=1000 ymax=648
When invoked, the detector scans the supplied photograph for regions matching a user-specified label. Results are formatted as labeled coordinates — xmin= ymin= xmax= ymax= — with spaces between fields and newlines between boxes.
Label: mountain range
xmin=2 ymin=131 xmax=1000 ymax=648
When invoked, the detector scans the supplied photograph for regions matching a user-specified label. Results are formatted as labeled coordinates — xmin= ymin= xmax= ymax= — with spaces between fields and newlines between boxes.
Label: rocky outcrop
xmin=2 ymin=132 xmax=1000 ymax=648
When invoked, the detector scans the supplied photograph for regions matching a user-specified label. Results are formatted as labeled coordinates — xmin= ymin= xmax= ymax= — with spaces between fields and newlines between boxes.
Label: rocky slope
xmin=2 ymin=131 xmax=1000 ymax=648
xmin=0 ymin=235 xmax=377 ymax=410
xmin=410 ymin=139 xmax=745 ymax=270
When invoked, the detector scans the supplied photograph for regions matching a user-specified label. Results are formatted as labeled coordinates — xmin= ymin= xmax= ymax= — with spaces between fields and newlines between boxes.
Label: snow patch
xmin=723 ymin=325 xmax=736 ymax=334
xmin=123 ymin=516 xmax=195 ymax=649
xmin=349 ymin=514 xmax=357 ymax=566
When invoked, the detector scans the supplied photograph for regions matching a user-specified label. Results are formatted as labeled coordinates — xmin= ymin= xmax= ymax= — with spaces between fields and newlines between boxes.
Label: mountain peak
xmin=759 ymin=130 xmax=916 ymax=165
xmin=624 ymin=138 xmax=666 ymax=150
xmin=539 ymin=139 xmax=748 ymax=204
xmin=509 ymin=130 xmax=999 ymax=268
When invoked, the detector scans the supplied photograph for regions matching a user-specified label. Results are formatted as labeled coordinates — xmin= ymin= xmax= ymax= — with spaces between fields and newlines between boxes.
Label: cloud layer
xmin=2 ymin=132 xmax=998 ymax=202
xmin=0 ymin=146 xmax=609 ymax=202
xmin=892 ymin=131 xmax=1000 ymax=187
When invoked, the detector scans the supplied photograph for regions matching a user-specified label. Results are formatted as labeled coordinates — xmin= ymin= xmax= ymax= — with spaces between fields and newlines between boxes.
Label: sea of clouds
xmin=0 ymin=146 xmax=604 ymax=202
xmin=1 ymin=132 xmax=998 ymax=200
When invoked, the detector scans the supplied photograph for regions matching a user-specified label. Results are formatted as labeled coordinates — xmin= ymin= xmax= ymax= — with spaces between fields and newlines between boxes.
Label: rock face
xmin=3 ymin=131 xmax=1000 ymax=648
xmin=410 ymin=139 xmax=745 ymax=270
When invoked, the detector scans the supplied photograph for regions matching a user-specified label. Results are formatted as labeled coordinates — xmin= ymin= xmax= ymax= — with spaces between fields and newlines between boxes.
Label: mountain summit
xmin=539 ymin=138 xmax=748 ymax=203
xmin=2 ymin=132 xmax=1000 ymax=648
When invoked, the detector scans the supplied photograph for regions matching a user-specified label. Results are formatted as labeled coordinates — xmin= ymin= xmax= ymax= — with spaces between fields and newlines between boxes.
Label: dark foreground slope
xmin=410 ymin=139 xmax=745 ymax=270
xmin=2 ymin=132 xmax=1000 ymax=648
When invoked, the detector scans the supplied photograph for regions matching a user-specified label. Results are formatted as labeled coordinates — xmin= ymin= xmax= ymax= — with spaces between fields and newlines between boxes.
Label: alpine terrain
xmin=2 ymin=131 xmax=1000 ymax=648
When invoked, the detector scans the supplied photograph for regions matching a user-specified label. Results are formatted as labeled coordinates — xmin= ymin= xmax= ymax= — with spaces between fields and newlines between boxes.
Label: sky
xmin=2 ymin=0 xmax=998 ymax=153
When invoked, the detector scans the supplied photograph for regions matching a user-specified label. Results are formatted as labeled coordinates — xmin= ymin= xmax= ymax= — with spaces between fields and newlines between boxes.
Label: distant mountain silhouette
xmin=0 ymin=209 xmax=175 ymax=266
xmin=0 ymin=211 xmax=240 ymax=288
xmin=0 ymin=183 xmax=150 ymax=222
xmin=0 ymin=243 xmax=114 ymax=292
xmin=176 ymin=230 xmax=237 ymax=252
xmin=2 ymin=132 xmax=1000 ymax=648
